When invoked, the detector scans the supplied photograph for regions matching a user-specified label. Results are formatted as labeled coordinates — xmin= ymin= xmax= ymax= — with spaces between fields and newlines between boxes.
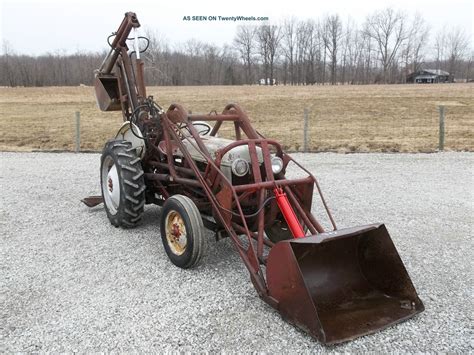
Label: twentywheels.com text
xmin=183 ymin=15 xmax=269 ymax=22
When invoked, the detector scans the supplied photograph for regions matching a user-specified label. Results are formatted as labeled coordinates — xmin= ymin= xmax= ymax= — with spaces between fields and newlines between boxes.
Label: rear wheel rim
xmin=102 ymin=155 xmax=120 ymax=215
xmin=165 ymin=210 xmax=187 ymax=255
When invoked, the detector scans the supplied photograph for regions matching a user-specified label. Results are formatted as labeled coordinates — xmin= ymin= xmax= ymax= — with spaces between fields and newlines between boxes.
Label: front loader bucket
xmin=266 ymin=224 xmax=424 ymax=345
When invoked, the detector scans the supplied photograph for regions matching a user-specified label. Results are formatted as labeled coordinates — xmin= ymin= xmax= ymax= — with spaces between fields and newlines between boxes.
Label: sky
xmin=0 ymin=0 xmax=472 ymax=55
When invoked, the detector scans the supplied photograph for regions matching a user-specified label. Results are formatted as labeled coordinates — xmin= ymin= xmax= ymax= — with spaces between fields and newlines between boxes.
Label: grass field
xmin=0 ymin=84 xmax=472 ymax=152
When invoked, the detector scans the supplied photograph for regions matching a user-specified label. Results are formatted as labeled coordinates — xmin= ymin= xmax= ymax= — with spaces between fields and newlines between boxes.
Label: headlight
xmin=231 ymin=158 xmax=249 ymax=177
xmin=271 ymin=157 xmax=283 ymax=174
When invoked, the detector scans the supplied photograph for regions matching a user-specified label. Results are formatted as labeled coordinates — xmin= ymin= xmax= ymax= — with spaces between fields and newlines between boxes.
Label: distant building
xmin=407 ymin=69 xmax=452 ymax=83
xmin=258 ymin=78 xmax=277 ymax=85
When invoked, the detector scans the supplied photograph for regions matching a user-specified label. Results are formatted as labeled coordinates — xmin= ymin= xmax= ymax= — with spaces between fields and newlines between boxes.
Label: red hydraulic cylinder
xmin=273 ymin=187 xmax=305 ymax=238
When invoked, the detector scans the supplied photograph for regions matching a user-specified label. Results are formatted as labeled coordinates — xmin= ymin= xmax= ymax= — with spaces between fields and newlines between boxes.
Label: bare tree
xmin=340 ymin=18 xmax=353 ymax=84
xmin=466 ymin=51 xmax=474 ymax=81
xmin=256 ymin=25 xmax=270 ymax=84
xmin=401 ymin=13 xmax=430 ymax=81
xmin=434 ymin=26 xmax=470 ymax=79
xmin=343 ymin=18 xmax=365 ymax=84
xmin=408 ymin=13 xmax=430 ymax=73
xmin=145 ymin=29 xmax=172 ymax=85
xmin=1 ymin=10 xmax=472 ymax=87
xmin=1 ymin=41 xmax=17 ymax=86
xmin=317 ymin=22 xmax=328 ymax=84
xmin=233 ymin=25 xmax=257 ymax=85
xmin=295 ymin=21 xmax=307 ymax=84
xmin=361 ymin=30 xmax=375 ymax=84
xmin=281 ymin=17 xmax=298 ymax=84
xmin=364 ymin=8 xmax=409 ymax=83
xmin=202 ymin=44 xmax=221 ymax=84
xmin=434 ymin=27 xmax=447 ymax=71
xmin=302 ymin=20 xmax=319 ymax=84
xmin=256 ymin=23 xmax=282 ymax=85
xmin=446 ymin=27 xmax=470 ymax=79
xmin=323 ymin=14 xmax=343 ymax=84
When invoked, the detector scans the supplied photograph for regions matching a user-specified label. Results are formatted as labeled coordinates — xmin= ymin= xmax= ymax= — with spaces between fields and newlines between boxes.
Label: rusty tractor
xmin=82 ymin=12 xmax=424 ymax=344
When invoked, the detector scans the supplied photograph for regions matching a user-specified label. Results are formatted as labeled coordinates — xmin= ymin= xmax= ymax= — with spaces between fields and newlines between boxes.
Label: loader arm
xmin=155 ymin=105 xmax=423 ymax=345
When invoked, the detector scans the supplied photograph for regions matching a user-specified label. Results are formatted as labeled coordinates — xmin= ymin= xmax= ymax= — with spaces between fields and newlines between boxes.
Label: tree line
xmin=1 ymin=8 xmax=472 ymax=87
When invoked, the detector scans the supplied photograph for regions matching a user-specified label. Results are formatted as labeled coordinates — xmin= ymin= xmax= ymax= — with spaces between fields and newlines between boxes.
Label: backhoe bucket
xmin=266 ymin=224 xmax=424 ymax=345
xmin=94 ymin=76 xmax=122 ymax=112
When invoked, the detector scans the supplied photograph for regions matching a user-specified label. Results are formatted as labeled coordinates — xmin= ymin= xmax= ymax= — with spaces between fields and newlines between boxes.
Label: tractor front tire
xmin=160 ymin=195 xmax=207 ymax=268
xmin=100 ymin=140 xmax=146 ymax=228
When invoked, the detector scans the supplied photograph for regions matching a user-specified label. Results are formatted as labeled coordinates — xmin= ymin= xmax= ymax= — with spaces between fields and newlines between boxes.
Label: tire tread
xmin=100 ymin=140 xmax=146 ymax=228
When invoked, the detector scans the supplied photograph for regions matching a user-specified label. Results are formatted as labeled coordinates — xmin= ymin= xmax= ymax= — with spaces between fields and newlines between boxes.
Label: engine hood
xmin=182 ymin=136 xmax=263 ymax=167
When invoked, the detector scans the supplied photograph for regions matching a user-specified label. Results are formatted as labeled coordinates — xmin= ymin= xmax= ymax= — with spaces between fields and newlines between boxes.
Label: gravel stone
xmin=1 ymin=151 xmax=472 ymax=352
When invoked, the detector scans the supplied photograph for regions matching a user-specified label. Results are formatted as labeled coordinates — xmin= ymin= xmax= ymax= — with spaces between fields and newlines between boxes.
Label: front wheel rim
xmin=165 ymin=210 xmax=188 ymax=255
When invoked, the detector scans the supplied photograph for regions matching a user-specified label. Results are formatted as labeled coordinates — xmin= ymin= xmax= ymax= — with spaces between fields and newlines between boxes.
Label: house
xmin=258 ymin=78 xmax=277 ymax=85
xmin=407 ymin=69 xmax=452 ymax=83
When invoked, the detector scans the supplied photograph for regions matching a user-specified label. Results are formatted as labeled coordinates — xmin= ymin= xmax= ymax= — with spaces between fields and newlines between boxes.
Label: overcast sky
xmin=0 ymin=0 xmax=472 ymax=55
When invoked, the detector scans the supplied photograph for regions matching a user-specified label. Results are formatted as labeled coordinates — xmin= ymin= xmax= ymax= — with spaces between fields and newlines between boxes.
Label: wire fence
xmin=1 ymin=85 xmax=471 ymax=153
xmin=70 ymin=104 xmax=472 ymax=153
xmin=259 ymin=104 xmax=472 ymax=153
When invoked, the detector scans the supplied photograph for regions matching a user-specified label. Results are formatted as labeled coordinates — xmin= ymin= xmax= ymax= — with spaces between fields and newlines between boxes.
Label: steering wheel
xmin=175 ymin=122 xmax=212 ymax=140
xmin=192 ymin=122 xmax=212 ymax=136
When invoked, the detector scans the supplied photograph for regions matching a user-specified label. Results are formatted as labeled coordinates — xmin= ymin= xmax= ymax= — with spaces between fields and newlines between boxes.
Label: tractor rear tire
xmin=100 ymin=140 xmax=146 ymax=228
xmin=160 ymin=195 xmax=207 ymax=268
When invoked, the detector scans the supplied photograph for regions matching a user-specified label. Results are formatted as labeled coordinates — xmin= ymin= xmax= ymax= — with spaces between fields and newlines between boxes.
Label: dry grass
xmin=0 ymin=84 xmax=472 ymax=152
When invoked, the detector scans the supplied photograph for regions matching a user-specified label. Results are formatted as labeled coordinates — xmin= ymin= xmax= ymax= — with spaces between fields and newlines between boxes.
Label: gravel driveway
xmin=1 ymin=152 xmax=472 ymax=352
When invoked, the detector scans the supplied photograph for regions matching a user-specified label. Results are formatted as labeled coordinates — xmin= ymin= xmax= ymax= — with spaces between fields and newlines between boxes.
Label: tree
xmin=323 ymin=14 xmax=343 ymax=84
xmin=233 ymin=25 xmax=257 ymax=84
xmin=434 ymin=27 xmax=447 ymax=71
xmin=1 ymin=41 xmax=17 ymax=86
xmin=256 ymin=23 xmax=281 ymax=85
xmin=340 ymin=18 xmax=353 ymax=84
xmin=408 ymin=13 xmax=430 ymax=73
xmin=364 ymin=8 xmax=409 ymax=83
xmin=434 ymin=26 xmax=470 ymax=80
xmin=401 ymin=13 xmax=430 ymax=81
xmin=0 ymin=10 xmax=472 ymax=87
xmin=281 ymin=17 xmax=298 ymax=84
xmin=446 ymin=27 xmax=470 ymax=79
xmin=144 ymin=29 xmax=172 ymax=85
xmin=302 ymin=20 xmax=319 ymax=85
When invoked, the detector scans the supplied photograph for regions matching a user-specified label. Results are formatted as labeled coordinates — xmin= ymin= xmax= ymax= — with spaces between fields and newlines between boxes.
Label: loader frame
xmin=151 ymin=102 xmax=338 ymax=302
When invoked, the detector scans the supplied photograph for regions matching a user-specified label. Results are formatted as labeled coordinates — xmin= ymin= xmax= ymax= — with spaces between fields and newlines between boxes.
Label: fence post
xmin=438 ymin=105 xmax=445 ymax=151
xmin=303 ymin=108 xmax=309 ymax=152
xmin=75 ymin=111 xmax=81 ymax=153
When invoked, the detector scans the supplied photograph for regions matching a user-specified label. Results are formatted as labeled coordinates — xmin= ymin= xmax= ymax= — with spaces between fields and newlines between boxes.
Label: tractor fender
xmin=115 ymin=122 xmax=146 ymax=158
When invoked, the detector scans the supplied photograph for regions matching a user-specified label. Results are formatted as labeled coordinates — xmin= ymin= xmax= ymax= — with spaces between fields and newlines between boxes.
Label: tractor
xmin=83 ymin=12 xmax=424 ymax=344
